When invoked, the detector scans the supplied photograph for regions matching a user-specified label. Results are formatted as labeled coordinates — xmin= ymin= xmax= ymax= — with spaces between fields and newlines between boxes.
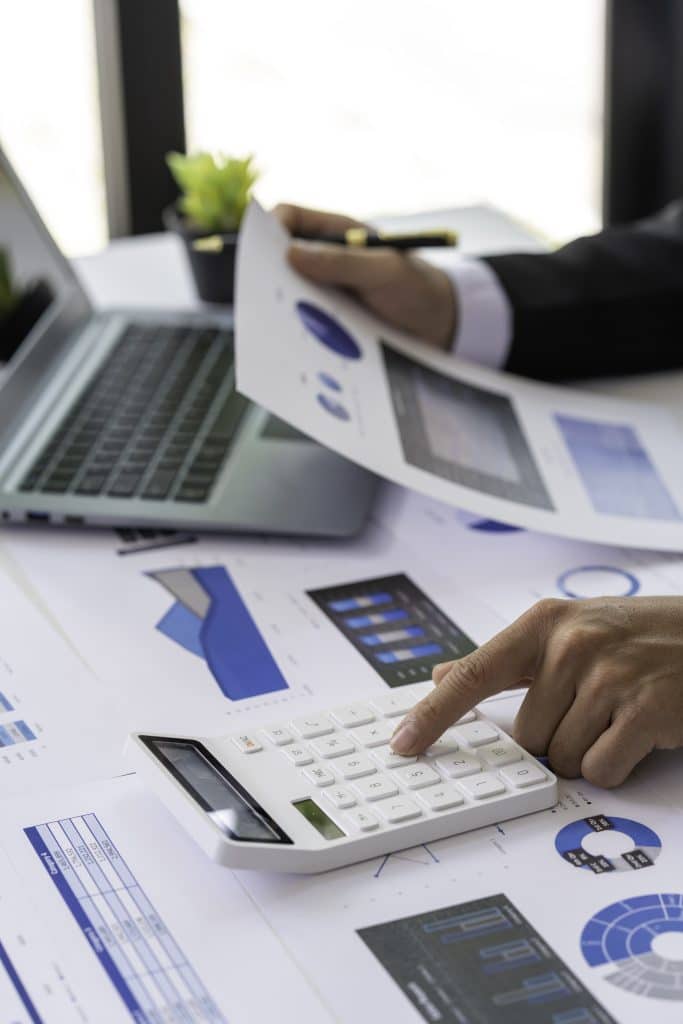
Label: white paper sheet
xmin=0 ymin=569 xmax=127 ymax=794
xmin=236 ymin=203 xmax=683 ymax=550
xmin=0 ymin=773 xmax=330 ymax=1022
xmin=237 ymin=690 xmax=683 ymax=1023
xmin=373 ymin=481 xmax=683 ymax=621
xmin=0 ymin=524 xmax=504 ymax=738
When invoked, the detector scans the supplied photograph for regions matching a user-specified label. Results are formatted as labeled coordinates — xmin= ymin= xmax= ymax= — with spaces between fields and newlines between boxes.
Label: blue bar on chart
xmin=327 ymin=592 xmax=392 ymax=613
xmin=377 ymin=643 xmax=443 ymax=664
xmin=0 ymin=721 xmax=36 ymax=747
xmin=0 ymin=692 xmax=13 ymax=712
xmin=360 ymin=626 xmax=425 ymax=647
xmin=309 ymin=574 xmax=477 ymax=688
xmin=344 ymin=608 xmax=408 ymax=628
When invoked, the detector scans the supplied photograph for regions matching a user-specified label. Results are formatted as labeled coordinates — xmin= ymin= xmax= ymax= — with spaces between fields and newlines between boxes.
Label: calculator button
xmin=458 ymin=772 xmax=506 ymax=800
xmin=372 ymin=745 xmax=417 ymax=769
xmin=352 ymin=720 xmax=396 ymax=747
xmin=353 ymin=775 xmax=399 ymax=802
xmin=479 ymin=742 xmax=523 ymax=769
xmin=435 ymin=753 xmax=481 ymax=779
xmin=283 ymin=745 xmax=314 ymax=766
xmin=457 ymin=710 xmax=477 ymax=724
xmin=418 ymin=783 xmax=465 ymax=812
xmin=302 ymin=765 xmax=335 ymax=787
xmin=325 ymin=786 xmax=357 ymax=810
xmin=369 ymin=692 xmax=418 ymax=717
xmin=375 ymin=795 xmax=422 ymax=824
xmin=424 ymin=729 xmax=460 ymax=757
xmin=393 ymin=762 xmax=441 ymax=790
xmin=232 ymin=734 xmax=262 ymax=754
xmin=330 ymin=704 xmax=375 ymax=728
xmin=291 ymin=714 xmax=334 ymax=739
xmin=456 ymin=721 xmax=499 ymax=747
xmin=262 ymin=726 xmax=293 ymax=746
xmin=499 ymin=761 xmax=547 ymax=788
xmin=346 ymin=808 xmax=380 ymax=832
xmin=339 ymin=754 xmax=377 ymax=780
xmin=310 ymin=735 xmax=356 ymax=759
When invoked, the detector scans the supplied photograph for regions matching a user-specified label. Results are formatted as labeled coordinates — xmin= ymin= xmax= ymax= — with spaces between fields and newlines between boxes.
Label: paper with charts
xmin=236 ymin=202 xmax=683 ymax=550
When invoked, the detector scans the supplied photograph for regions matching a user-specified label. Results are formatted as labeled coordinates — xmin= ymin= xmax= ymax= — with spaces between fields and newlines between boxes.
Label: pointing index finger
xmin=390 ymin=600 xmax=558 ymax=755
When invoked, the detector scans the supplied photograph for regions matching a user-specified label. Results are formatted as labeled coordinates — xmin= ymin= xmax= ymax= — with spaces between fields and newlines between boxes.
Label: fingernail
xmin=391 ymin=718 xmax=421 ymax=754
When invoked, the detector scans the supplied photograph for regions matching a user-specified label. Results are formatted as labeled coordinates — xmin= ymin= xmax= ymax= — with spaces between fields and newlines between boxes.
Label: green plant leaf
xmin=166 ymin=151 xmax=259 ymax=232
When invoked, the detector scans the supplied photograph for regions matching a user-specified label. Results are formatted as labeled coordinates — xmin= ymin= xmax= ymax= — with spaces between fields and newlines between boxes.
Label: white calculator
xmin=127 ymin=683 xmax=557 ymax=874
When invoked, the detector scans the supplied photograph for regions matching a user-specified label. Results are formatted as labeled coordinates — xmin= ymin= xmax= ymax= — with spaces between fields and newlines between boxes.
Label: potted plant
xmin=0 ymin=248 xmax=54 ymax=360
xmin=165 ymin=151 xmax=259 ymax=305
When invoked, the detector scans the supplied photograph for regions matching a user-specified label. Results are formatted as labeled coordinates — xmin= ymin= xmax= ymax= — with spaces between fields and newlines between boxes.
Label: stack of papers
xmin=1 ymin=205 xmax=683 ymax=1023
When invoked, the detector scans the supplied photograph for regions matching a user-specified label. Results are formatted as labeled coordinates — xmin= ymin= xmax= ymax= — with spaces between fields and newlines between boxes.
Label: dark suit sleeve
xmin=481 ymin=201 xmax=683 ymax=380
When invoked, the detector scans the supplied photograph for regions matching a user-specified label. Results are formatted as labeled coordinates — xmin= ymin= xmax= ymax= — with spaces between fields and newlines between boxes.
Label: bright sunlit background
xmin=0 ymin=0 xmax=604 ymax=256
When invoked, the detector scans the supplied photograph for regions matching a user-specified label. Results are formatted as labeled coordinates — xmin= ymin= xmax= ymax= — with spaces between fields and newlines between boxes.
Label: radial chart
xmin=582 ymin=894 xmax=683 ymax=1001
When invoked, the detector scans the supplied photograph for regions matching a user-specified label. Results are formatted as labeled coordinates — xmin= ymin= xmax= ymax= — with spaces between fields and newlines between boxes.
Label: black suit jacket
xmin=481 ymin=201 xmax=683 ymax=381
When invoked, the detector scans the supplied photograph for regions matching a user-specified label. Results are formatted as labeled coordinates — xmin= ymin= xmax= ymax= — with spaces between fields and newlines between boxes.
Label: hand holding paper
xmin=236 ymin=202 xmax=683 ymax=550
xmin=275 ymin=203 xmax=457 ymax=348
xmin=391 ymin=594 xmax=683 ymax=786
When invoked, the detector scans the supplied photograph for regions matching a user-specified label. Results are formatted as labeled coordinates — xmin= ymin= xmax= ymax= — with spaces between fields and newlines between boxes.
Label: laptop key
xmin=142 ymin=471 xmax=175 ymax=500
xmin=76 ymin=473 xmax=108 ymax=495
xmin=176 ymin=484 xmax=210 ymax=502
xmin=108 ymin=472 xmax=143 ymax=497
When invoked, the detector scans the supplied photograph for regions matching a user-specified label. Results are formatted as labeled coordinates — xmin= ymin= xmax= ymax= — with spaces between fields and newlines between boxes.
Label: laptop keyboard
xmin=19 ymin=322 xmax=248 ymax=503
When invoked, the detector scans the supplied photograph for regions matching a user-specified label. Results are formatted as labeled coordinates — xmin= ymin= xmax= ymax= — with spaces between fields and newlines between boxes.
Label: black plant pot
xmin=163 ymin=205 xmax=238 ymax=305
xmin=0 ymin=279 xmax=54 ymax=361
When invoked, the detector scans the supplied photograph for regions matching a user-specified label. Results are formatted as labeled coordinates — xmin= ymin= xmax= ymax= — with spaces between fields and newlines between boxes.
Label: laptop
xmin=0 ymin=145 xmax=376 ymax=536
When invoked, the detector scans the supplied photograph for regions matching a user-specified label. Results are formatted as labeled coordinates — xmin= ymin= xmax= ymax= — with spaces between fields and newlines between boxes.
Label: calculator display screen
xmin=143 ymin=737 xmax=291 ymax=844
xmin=293 ymin=798 xmax=346 ymax=841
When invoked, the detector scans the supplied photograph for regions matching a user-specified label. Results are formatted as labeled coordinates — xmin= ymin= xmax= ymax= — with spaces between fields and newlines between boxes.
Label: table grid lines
xmin=24 ymin=813 xmax=226 ymax=1024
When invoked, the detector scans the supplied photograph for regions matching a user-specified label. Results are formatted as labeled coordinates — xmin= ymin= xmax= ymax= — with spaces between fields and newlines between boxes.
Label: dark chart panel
xmin=382 ymin=344 xmax=554 ymax=511
xmin=307 ymin=573 xmax=476 ymax=688
xmin=359 ymin=895 xmax=615 ymax=1024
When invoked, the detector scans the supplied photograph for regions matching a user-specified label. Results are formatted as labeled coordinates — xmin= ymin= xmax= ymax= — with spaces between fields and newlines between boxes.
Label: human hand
xmin=273 ymin=203 xmax=457 ymax=349
xmin=390 ymin=596 xmax=683 ymax=787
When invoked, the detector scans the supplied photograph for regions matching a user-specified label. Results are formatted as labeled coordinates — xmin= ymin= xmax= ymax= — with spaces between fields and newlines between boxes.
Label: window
xmin=0 ymin=0 xmax=107 ymax=256
xmin=181 ymin=0 xmax=604 ymax=243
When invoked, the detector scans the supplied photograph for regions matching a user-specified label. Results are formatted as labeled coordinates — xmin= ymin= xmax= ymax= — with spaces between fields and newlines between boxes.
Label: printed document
xmin=236 ymin=203 xmax=683 ymax=550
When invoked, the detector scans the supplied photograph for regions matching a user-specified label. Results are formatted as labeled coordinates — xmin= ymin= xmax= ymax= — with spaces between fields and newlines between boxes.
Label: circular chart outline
xmin=296 ymin=300 xmax=362 ymax=359
xmin=555 ymin=815 xmax=661 ymax=873
xmin=581 ymin=894 xmax=683 ymax=1002
xmin=557 ymin=565 xmax=640 ymax=600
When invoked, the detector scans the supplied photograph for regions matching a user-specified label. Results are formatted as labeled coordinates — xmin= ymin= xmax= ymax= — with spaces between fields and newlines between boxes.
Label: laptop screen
xmin=0 ymin=153 xmax=85 ymax=364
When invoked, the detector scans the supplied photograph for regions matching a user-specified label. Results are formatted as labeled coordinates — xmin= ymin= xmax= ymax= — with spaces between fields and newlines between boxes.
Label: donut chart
xmin=557 ymin=565 xmax=640 ymax=599
xmin=581 ymin=894 xmax=683 ymax=1001
xmin=296 ymin=301 xmax=362 ymax=359
xmin=556 ymin=815 xmax=661 ymax=873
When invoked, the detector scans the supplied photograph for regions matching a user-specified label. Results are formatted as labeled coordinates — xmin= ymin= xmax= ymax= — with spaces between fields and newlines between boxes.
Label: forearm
xmin=483 ymin=205 xmax=683 ymax=381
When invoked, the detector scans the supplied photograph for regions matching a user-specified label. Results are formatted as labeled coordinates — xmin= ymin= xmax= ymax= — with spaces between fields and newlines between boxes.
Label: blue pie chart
xmin=556 ymin=815 xmax=661 ymax=873
xmin=296 ymin=301 xmax=362 ymax=359
xmin=582 ymin=894 xmax=683 ymax=1001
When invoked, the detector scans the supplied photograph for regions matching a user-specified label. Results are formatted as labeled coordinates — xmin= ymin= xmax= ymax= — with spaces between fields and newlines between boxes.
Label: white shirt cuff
xmin=443 ymin=257 xmax=513 ymax=368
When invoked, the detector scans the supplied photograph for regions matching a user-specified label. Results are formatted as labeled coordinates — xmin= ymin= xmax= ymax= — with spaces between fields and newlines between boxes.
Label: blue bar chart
xmin=308 ymin=573 xmax=476 ymax=687
xmin=359 ymin=895 xmax=613 ymax=1023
